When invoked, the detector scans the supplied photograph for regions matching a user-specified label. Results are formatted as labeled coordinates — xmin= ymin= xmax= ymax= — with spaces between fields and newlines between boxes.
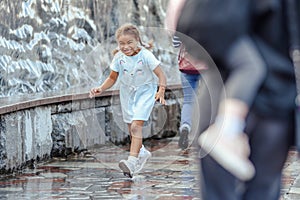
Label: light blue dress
xmin=110 ymin=48 xmax=160 ymax=123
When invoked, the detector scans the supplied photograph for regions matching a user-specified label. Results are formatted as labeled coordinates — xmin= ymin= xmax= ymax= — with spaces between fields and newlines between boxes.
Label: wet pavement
xmin=0 ymin=136 xmax=300 ymax=200
xmin=0 ymin=137 xmax=200 ymax=200
xmin=281 ymin=149 xmax=300 ymax=200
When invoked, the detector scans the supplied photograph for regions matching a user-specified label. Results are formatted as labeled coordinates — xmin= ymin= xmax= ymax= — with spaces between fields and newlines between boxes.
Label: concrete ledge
xmin=0 ymin=84 xmax=181 ymax=114
xmin=0 ymin=90 xmax=114 ymax=115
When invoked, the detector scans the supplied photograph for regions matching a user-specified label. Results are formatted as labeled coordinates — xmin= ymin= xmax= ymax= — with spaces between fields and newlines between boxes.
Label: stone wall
xmin=0 ymin=0 xmax=179 ymax=98
xmin=0 ymin=107 xmax=53 ymax=172
xmin=0 ymin=88 xmax=182 ymax=172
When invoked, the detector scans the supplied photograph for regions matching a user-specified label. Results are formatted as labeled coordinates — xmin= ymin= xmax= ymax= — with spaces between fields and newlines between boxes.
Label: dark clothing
xmin=177 ymin=0 xmax=297 ymax=199
xmin=176 ymin=0 xmax=252 ymax=60
xmin=177 ymin=0 xmax=297 ymax=118
xmin=251 ymin=1 xmax=297 ymax=118
xmin=223 ymin=36 xmax=267 ymax=106
xmin=201 ymin=112 xmax=294 ymax=200
xmin=252 ymin=37 xmax=296 ymax=118
xmin=176 ymin=0 xmax=267 ymax=107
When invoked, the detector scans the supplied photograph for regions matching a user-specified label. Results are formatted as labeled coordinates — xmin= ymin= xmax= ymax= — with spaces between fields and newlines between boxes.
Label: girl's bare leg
xmin=129 ymin=120 xmax=144 ymax=157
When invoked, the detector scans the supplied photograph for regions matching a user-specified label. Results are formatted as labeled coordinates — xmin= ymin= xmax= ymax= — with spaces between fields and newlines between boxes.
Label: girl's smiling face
xmin=117 ymin=34 xmax=140 ymax=56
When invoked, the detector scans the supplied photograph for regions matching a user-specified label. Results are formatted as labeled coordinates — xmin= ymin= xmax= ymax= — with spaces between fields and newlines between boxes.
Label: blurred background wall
xmin=0 ymin=0 xmax=179 ymax=99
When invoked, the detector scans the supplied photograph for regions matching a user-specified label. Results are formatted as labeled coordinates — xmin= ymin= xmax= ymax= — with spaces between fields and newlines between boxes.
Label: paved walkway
xmin=281 ymin=149 xmax=300 ymax=200
xmin=0 ymin=136 xmax=299 ymax=200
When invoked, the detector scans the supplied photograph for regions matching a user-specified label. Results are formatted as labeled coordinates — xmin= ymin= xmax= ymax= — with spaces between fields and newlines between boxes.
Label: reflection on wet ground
xmin=0 ymin=136 xmax=300 ymax=199
xmin=0 ymin=137 xmax=201 ymax=199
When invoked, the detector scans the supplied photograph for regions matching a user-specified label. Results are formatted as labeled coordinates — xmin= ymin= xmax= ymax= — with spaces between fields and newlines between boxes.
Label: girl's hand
xmin=89 ymin=87 xmax=103 ymax=98
xmin=155 ymin=89 xmax=166 ymax=105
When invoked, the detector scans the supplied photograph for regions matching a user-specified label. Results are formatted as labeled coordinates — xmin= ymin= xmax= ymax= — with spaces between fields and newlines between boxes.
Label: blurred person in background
xmin=170 ymin=34 xmax=207 ymax=150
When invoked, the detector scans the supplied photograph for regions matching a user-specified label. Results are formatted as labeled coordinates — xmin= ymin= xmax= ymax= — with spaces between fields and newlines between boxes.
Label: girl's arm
xmin=89 ymin=71 xmax=119 ymax=98
xmin=153 ymin=66 xmax=167 ymax=104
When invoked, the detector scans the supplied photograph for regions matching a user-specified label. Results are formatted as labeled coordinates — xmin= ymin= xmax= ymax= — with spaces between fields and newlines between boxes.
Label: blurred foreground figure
xmin=167 ymin=0 xmax=297 ymax=199
xmin=167 ymin=0 xmax=266 ymax=181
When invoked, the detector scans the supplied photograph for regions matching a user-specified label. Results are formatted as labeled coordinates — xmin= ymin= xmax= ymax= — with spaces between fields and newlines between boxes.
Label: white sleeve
xmin=110 ymin=54 xmax=120 ymax=72
xmin=144 ymin=49 xmax=161 ymax=71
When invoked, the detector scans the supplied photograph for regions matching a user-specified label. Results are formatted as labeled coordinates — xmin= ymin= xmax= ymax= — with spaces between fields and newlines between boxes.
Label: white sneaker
xmin=135 ymin=145 xmax=152 ymax=173
xmin=198 ymin=125 xmax=255 ymax=181
xmin=119 ymin=157 xmax=137 ymax=178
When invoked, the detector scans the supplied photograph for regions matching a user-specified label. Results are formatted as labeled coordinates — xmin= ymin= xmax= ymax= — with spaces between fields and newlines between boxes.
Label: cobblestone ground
xmin=0 ymin=136 xmax=299 ymax=200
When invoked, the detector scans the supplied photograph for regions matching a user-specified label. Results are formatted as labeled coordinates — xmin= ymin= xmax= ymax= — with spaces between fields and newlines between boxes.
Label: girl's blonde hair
xmin=112 ymin=23 xmax=153 ymax=55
